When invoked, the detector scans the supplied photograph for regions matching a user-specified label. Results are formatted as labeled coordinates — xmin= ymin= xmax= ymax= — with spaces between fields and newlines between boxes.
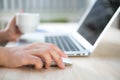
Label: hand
xmin=4 ymin=16 xmax=22 ymax=41
xmin=1 ymin=43 xmax=68 ymax=69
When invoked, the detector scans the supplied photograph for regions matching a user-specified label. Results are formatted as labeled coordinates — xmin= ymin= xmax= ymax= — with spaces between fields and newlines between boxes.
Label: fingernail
xmin=60 ymin=62 xmax=65 ymax=69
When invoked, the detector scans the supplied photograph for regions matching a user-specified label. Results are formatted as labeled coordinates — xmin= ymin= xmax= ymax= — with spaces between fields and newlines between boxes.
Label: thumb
xmin=7 ymin=16 xmax=16 ymax=29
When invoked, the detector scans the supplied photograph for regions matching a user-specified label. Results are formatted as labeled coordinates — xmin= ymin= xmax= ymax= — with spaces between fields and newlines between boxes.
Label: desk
xmin=0 ymin=23 xmax=120 ymax=80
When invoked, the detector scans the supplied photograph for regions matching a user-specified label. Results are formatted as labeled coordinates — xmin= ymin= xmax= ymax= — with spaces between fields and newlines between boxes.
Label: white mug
xmin=16 ymin=13 xmax=40 ymax=33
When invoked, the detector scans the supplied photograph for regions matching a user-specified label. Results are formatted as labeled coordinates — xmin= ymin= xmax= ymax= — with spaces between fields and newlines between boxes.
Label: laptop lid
xmin=74 ymin=0 xmax=120 ymax=53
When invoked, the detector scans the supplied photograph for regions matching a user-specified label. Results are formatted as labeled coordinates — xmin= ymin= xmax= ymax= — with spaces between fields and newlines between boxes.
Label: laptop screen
xmin=77 ymin=0 xmax=119 ymax=45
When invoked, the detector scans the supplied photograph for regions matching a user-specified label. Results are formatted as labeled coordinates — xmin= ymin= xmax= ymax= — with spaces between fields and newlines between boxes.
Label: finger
xmin=47 ymin=43 xmax=68 ymax=58
xmin=10 ymin=16 xmax=22 ymax=34
xmin=43 ymin=53 xmax=52 ymax=69
xmin=50 ymin=50 xmax=65 ymax=69
xmin=24 ymin=55 xmax=43 ymax=69
xmin=27 ymin=49 xmax=52 ymax=69
xmin=7 ymin=16 xmax=16 ymax=28
xmin=54 ymin=46 xmax=68 ymax=58
xmin=16 ymin=25 xmax=22 ymax=34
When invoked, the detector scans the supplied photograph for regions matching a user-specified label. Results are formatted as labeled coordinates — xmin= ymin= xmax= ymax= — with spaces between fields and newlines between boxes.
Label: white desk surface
xmin=1 ymin=23 xmax=120 ymax=80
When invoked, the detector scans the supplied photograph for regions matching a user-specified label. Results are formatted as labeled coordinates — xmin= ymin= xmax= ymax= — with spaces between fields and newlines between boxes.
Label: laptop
xmin=17 ymin=0 xmax=120 ymax=56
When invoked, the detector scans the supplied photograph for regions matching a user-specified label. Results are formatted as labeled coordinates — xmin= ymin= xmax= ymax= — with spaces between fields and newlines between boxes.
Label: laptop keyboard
xmin=45 ymin=36 xmax=83 ymax=52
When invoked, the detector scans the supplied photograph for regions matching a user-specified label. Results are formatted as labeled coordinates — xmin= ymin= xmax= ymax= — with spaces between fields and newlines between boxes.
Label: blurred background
xmin=0 ymin=0 xmax=94 ymax=29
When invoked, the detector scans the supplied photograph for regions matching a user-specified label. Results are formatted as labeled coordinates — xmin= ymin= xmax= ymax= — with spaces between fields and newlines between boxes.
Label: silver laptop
xmin=18 ymin=0 xmax=120 ymax=56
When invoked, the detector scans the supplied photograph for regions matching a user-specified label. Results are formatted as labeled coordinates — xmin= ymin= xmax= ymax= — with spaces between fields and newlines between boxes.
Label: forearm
xmin=0 ymin=46 xmax=8 ymax=66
